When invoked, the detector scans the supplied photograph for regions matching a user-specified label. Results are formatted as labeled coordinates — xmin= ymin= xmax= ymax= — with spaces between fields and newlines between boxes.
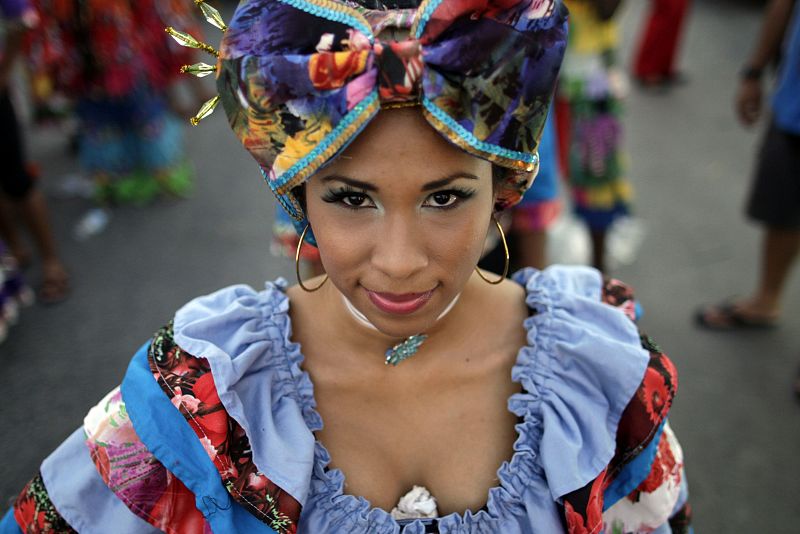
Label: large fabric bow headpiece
xmin=216 ymin=0 xmax=568 ymax=234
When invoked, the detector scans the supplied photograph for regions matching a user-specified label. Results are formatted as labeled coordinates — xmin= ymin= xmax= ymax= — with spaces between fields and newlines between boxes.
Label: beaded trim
xmin=411 ymin=0 xmax=444 ymax=38
xmin=277 ymin=0 xmax=374 ymax=39
xmin=270 ymin=91 xmax=381 ymax=215
xmin=421 ymin=96 xmax=539 ymax=171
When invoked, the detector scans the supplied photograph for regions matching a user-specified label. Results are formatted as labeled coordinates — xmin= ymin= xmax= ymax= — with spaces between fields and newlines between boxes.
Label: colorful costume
xmin=24 ymin=0 xmax=198 ymax=203
xmin=3 ymin=267 xmax=690 ymax=533
xmin=0 ymin=0 xmax=692 ymax=532
xmin=557 ymin=0 xmax=631 ymax=230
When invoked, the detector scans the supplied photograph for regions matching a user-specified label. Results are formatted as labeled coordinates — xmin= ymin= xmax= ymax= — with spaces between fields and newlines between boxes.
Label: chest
xmin=307 ymin=346 xmax=523 ymax=515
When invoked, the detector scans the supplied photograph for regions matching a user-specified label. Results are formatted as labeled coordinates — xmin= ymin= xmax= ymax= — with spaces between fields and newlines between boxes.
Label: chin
xmin=358 ymin=294 xmax=448 ymax=339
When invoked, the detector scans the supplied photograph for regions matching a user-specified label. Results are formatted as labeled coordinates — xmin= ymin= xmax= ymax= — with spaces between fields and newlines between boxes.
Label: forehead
xmin=318 ymin=109 xmax=491 ymax=186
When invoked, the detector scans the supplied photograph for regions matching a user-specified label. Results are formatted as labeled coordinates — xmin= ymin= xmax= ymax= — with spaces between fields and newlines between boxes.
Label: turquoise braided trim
xmin=421 ymin=96 xmax=538 ymax=165
xmin=270 ymin=90 xmax=380 ymax=192
xmin=414 ymin=0 xmax=444 ymax=39
xmin=277 ymin=0 xmax=374 ymax=40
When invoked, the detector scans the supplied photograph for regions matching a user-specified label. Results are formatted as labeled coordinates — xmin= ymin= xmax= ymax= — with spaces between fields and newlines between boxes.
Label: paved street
xmin=1 ymin=0 xmax=799 ymax=531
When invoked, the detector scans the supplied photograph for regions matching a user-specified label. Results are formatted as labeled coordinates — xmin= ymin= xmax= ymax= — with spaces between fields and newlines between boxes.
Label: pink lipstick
xmin=365 ymin=288 xmax=435 ymax=315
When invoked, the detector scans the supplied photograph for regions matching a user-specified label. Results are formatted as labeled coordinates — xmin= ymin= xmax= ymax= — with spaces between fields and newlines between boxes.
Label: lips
xmin=365 ymin=288 xmax=435 ymax=315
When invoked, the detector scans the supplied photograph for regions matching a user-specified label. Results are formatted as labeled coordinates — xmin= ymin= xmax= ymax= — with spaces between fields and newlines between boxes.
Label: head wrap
xmin=216 ymin=0 xmax=568 ymax=238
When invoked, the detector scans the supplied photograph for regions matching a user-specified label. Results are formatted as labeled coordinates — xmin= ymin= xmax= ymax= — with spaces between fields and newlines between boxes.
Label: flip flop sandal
xmin=694 ymin=302 xmax=778 ymax=331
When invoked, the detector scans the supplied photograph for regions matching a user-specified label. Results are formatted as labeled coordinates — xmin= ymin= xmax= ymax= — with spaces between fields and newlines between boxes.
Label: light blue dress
xmin=1 ymin=266 xmax=690 ymax=533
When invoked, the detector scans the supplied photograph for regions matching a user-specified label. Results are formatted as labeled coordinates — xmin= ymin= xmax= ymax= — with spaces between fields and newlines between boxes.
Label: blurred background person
xmin=0 ymin=0 xmax=69 ymax=303
xmin=633 ymin=0 xmax=691 ymax=87
xmin=24 ymin=0 xmax=204 ymax=239
xmin=508 ymin=114 xmax=562 ymax=271
xmin=696 ymin=0 xmax=799 ymax=331
xmin=557 ymin=0 xmax=631 ymax=272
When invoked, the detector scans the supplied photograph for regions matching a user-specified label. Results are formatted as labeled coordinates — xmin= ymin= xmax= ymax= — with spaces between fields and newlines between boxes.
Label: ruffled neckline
xmin=273 ymin=268 xmax=635 ymax=533
xmin=173 ymin=266 xmax=649 ymax=533
xmin=282 ymin=300 xmax=513 ymax=533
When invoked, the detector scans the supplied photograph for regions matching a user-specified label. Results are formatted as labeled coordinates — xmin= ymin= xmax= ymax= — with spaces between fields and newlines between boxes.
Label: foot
xmin=695 ymin=298 xmax=779 ymax=330
xmin=39 ymin=260 xmax=70 ymax=305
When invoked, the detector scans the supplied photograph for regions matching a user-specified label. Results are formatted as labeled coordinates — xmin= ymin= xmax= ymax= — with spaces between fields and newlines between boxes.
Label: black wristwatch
xmin=740 ymin=65 xmax=763 ymax=81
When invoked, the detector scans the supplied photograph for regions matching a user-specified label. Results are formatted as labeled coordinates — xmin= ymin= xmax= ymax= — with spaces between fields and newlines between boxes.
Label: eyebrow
xmin=321 ymin=173 xmax=480 ymax=192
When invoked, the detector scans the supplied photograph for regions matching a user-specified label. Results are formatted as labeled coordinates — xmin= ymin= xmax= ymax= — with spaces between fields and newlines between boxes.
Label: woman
xmin=1 ymin=0 xmax=691 ymax=532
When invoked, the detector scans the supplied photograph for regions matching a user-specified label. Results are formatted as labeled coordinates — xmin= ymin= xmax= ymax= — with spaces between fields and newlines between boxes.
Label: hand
xmin=735 ymin=78 xmax=763 ymax=127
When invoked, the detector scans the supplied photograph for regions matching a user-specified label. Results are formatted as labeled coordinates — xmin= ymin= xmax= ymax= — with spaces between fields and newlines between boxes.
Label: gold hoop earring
xmin=296 ymin=224 xmax=328 ymax=292
xmin=475 ymin=216 xmax=509 ymax=285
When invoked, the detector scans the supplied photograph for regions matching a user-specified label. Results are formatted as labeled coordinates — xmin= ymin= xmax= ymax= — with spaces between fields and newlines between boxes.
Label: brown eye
xmin=426 ymin=192 xmax=457 ymax=207
xmin=342 ymin=193 xmax=368 ymax=207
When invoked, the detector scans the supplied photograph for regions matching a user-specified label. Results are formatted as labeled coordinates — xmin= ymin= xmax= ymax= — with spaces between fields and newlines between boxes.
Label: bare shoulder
xmin=467 ymin=271 xmax=528 ymax=324
xmin=455 ymin=272 xmax=529 ymax=357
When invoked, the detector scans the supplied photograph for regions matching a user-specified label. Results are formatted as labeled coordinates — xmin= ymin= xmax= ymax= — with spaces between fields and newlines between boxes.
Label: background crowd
xmin=0 ymin=0 xmax=798 ymax=532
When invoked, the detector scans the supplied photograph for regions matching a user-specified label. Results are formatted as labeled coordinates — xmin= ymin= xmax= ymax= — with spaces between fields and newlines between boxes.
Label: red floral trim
xmin=13 ymin=473 xmax=77 ymax=533
xmin=557 ymin=278 xmax=688 ymax=533
xmin=563 ymin=469 xmax=607 ymax=534
xmin=148 ymin=322 xmax=301 ymax=534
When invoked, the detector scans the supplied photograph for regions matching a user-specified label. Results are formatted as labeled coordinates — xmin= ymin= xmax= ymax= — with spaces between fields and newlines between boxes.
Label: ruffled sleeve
xmin=516 ymin=268 xmax=692 ymax=534
xmin=510 ymin=266 xmax=651 ymax=501
xmin=173 ymin=280 xmax=318 ymax=507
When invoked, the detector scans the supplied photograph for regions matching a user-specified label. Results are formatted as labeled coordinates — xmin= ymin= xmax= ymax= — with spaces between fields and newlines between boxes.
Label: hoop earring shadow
xmin=296 ymin=224 xmax=328 ymax=292
xmin=475 ymin=216 xmax=509 ymax=285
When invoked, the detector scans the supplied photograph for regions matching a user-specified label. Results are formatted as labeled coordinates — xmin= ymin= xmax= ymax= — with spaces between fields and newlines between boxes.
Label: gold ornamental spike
xmin=190 ymin=94 xmax=220 ymax=126
xmin=195 ymin=0 xmax=227 ymax=31
xmin=165 ymin=27 xmax=219 ymax=57
xmin=180 ymin=62 xmax=217 ymax=77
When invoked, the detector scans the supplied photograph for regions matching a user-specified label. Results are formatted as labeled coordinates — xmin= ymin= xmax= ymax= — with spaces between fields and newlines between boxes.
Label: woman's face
xmin=305 ymin=109 xmax=495 ymax=338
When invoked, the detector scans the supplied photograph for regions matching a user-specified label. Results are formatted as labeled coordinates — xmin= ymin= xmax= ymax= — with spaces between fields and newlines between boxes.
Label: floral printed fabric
xmin=147 ymin=323 xmax=301 ymax=533
xmin=12 ymin=474 xmax=77 ymax=534
xmin=216 ymin=0 xmax=569 ymax=237
xmin=557 ymin=277 xmax=691 ymax=534
xmin=83 ymin=386 xmax=209 ymax=533
xmin=78 ymin=323 xmax=302 ymax=534
xmin=8 ymin=272 xmax=690 ymax=534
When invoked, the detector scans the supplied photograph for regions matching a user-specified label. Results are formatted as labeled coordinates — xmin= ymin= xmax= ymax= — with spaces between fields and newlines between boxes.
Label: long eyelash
xmin=321 ymin=186 xmax=373 ymax=212
xmin=321 ymin=185 xmax=364 ymax=204
xmin=429 ymin=187 xmax=476 ymax=210
xmin=443 ymin=187 xmax=476 ymax=199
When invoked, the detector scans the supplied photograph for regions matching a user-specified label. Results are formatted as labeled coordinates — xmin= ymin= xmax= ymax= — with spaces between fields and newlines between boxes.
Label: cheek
xmin=425 ymin=210 xmax=489 ymax=271
xmin=306 ymin=207 xmax=370 ymax=276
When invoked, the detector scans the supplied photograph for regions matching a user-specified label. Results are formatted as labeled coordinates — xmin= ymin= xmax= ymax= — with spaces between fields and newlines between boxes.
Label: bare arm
xmin=737 ymin=0 xmax=797 ymax=126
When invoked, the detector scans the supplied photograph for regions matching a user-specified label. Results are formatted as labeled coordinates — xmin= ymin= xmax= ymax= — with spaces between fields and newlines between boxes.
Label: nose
xmin=370 ymin=213 xmax=428 ymax=281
